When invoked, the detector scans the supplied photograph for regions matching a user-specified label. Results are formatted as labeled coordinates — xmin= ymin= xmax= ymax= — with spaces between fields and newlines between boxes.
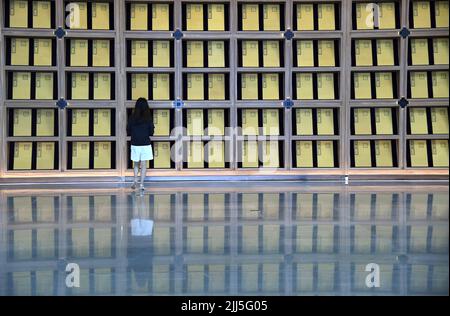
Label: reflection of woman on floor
xmin=127 ymin=193 xmax=153 ymax=292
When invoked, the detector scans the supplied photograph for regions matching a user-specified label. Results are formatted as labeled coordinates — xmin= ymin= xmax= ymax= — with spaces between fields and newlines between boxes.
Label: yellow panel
xmin=318 ymin=40 xmax=335 ymax=67
xmin=412 ymin=1 xmax=431 ymax=28
xmin=378 ymin=2 xmax=396 ymax=29
xmin=11 ymin=38 xmax=29 ymax=65
xmin=131 ymin=40 xmax=148 ymax=67
xmin=72 ymin=109 xmax=89 ymax=136
xmin=296 ymin=73 xmax=313 ymax=99
xmin=153 ymin=194 xmax=172 ymax=220
xmin=431 ymin=140 xmax=449 ymax=167
xmin=409 ymin=193 xmax=429 ymax=220
xmin=242 ymin=141 xmax=259 ymax=168
xmin=35 ymin=271 xmax=54 ymax=295
xmin=35 ymin=72 xmax=53 ymax=99
xmin=208 ymin=265 xmax=226 ymax=292
xmin=296 ymin=225 xmax=313 ymax=252
xmin=317 ymin=108 xmax=334 ymax=135
xmin=262 ymin=73 xmax=279 ymax=100
xmin=411 ymin=38 xmax=429 ymax=65
xmin=12 ymin=196 xmax=32 ymax=222
xmin=353 ymin=194 xmax=372 ymax=220
xmin=261 ymin=141 xmax=279 ymax=168
xmin=241 ymin=73 xmax=258 ymax=99
xmin=208 ymin=41 xmax=225 ymax=67
xmin=295 ymin=194 xmax=313 ymax=219
xmin=354 ymin=108 xmax=372 ymax=135
xmin=409 ymin=107 xmax=428 ymax=134
xmin=242 ymin=225 xmax=258 ymax=254
xmin=375 ymin=72 xmax=393 ymax=99
xmin=355 ymin=3 xmax=374 ymax=30
xmin=317 ymin=194 xmax=334 ymax=219
xmin=186 ymin=3 xmax=204 ymax=31
xmin=242 ymin=4 xmax=259 ymax=31
xmin=71 ymin=73 xmax=89 ymax=100
xmin=431 ymin=226 xmax=449 ymax=252
xmin=68 ymin=2 xmax=87 ymax=29
xmin=93 ymin=196 xmax=112 ymax=221
xmin=154 ymin=109 xmax=170 ymax=136
xmin=208 ymin=194 xmax=226 ymax=220
xmin=208 ymin=4 xmax=225 ymax=31
xmin=153 ymin=40 xmax=170 ymax=67
xmin=354 ymin=225 xmax=371 ymax=253
xmin=354 ymin=140 xmax=372 ymax=168
xmin=242 ymin=109 xmax=258 ymax=135
xmin=152 ymin=3 xmax=169 ymax=31
xmin=432 ymin=71 xmax=449 ymax=98
xmin=187 ymin=73 xmax=204 ymax=100
xmin=208 ymin=141 xmax=225 ymax=168
xmin=317 ymin=141 xmax=334 ymax=167
xmin=376 ymin=39 xmax=395 ymax=66
xmin=208 ymin=226 xmax=225 ymax=253
xmin=153 ymin=227 xmax=171 ymax=255
xmin=262 ymin=193 xmax=280 ymax=219
xmin=152 ymin=265 xmax=171 ymax=293
xmin=92 ymin=40 xmax=110 ymax=67
xmin=36 ymin=142 xmax=55 ymax=170
xmin=187 ymin=141 xmax=204 ymax=168
xmin=131 ymin=73 xmax=148 ymax=100
xmin=13 ymin=109 xmax=32 ymax=136
xmin=263 ymin=4 xmax=280 ymax=31
xmin=13 ymin=142 xmax=32 ymax=170
xmin=433 ymin=38 xmax=449 ymax=65
xmin=153 ymin=73 xmax=170 ymax=100
xmin=208 ymin=73 xmax=225 ymax=100
xmin=410 ymin=72 xmax=428 ymax=98
xmin=186 ymin=41 xmax=204 ymax=67
xmin=130 ymin=3 xmax=147 ymax=30
xmin=207 ymin=109 xmax=224 ymax=136
xmin=13 ymin=229 xmax=33 ymax=260
xmin=317 ymin=224 xmax=334 ymax=252
xmin=71 ymin=196 xmax=89 ymax=222
xmin=297 ymin=40 xmax=314 ymax=67
xmin=94 ymin=73 xmax=111 ymax=100
xmin=12 ymin=72 xmax=31 ymax=99
xmin=262 ymin=109 xmax=279 ymax=135
xmin=36 ymin=228 xmax=55 ymax=258
xmin=435 ymin=1 xmax=450 ymax=28
xmin=263 ymin=41 xmax=280 ymax=67
xmin=240 ymin=264 xmax=258 ymax=292
xmin=94 ymin=228 xmax=112 ymax=257
xmin=153 ymin=142 xmax=171 ymax=168
xmin=317 ymin=73 xmax=335 ymax=99
xmin=10 ymin=0 xmax=28 ymax=28
xmin=34 ymin=38 xmax=52 ymax=66
xmin=354 ymin=40 xmax=372 ymax=66
xmin=94 ymin=142 xmax=111 ymax=169
xmin=72 ymin=141 xmax=90 ymax=169
xmin=318 ymin=3 xmax=335 ymax=30
xmin=374 ymin=194 xmax=393 ymax=220
xmin=354 ymin=72 xmax=372 ymax=99
xmin=262 ymin=263 xmax=279 ymax=291
xmin=241 ymin=193 xmax=259 ymax=219
xmin=296 ymin=141 xmax=313 ymax=168
xmin=94 ymin=268 xmax=112 ymax=294
xmin=296 ymin=4 xmax=314 ymax=30
xmin=375 ymin=108 xmax=393 ymax=135
xmin=409 ymin=226 xmax=428 ymax=253
xmin=93 ymin=109 xmax=111 ymax=136
xmin=187 ymin=109 xmax=204 ymax=136
xmin=409 ymin=140 xmax=429 ymax=167
xmin=186 ymin=226 xmax=204 ymax=253
xmin=12 ymin=272 xmax=31 ymax=295
xmin=431 ymin=108 xmax=449 ymax=134
xmin=296 ymin=264 xmax=314 ymax=292
xmin=242 ymin=40 xmax=259 ymax=67
xmin=375 ymin=140 xmax=394 ymax=167
xmin=32 ymin=1 xmax=51 ymax=29
xmin=71 ymin=227 xmax=90 ymax=257
xmin=296 ymin=109 xmax=313 ymax=135
xmin=70 ymin=39 xmax=88 ymax=66
xmin=92 ymin=2 xmax=109 ymax=30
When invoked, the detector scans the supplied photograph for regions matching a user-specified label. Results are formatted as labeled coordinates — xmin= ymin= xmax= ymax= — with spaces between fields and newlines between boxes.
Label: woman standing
xmin=127 ymin=98 xmax=154 ymax=190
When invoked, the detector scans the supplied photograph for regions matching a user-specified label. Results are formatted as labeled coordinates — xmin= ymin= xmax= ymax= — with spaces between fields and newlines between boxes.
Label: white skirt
xmin=131 ymin=145 xmax=153 ymax=162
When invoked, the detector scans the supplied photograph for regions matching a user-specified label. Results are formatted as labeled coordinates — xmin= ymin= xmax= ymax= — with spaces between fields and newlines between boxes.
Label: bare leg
xmin=140 ymin=160 xmax=147 ymax=190
xmin=132 ymin=161 xmax=139 ymax=189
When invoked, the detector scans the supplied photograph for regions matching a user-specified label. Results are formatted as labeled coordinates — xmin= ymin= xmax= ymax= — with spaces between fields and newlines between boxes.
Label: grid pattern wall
xmin=0 ymin=0 xmax=448 ymax=177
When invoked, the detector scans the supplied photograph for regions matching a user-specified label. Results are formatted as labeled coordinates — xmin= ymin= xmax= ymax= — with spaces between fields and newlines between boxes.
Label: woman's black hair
xmin=130 ymin=97 xmax=151 ymax=123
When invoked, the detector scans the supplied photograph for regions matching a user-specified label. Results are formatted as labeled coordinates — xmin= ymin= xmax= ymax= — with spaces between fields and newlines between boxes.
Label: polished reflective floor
xmin=0 ymin=182 xmax=448 ymax=296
